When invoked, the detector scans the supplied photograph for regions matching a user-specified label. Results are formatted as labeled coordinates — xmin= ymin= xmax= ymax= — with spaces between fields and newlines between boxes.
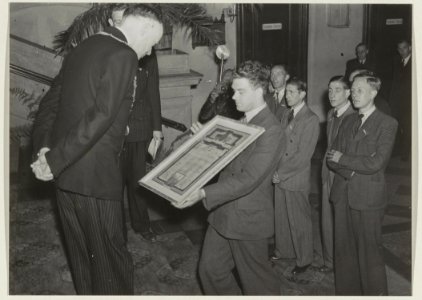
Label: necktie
xmin=334 ymin=110 xmax=339 ymax=118
xmin=288 ymin=109 xmax=294 ymax=124
xmin=402 ymin=58 xmax=406 ymax=67
xmin=240 ymin=116 xmax=247 ymax=123
xmin=352 ymin=114 xmax=364 ymax=137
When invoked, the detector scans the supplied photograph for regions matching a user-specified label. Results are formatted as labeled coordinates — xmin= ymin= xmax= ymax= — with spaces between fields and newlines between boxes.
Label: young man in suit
xmin=345 ymin=43 xmax=376 ymax=81
xmin=31 ymin=7 xmax=163 ymax=294
xmin=174 ymin=61 xmax=285 ymax=295
xmin=264 ymin=64 xmax=290 ymax=121
xmin=327 ymin=74 xmax=398 ymax=295
xmin=389 ymin=39 xmax=412 ymax=161
xmin=271 ymin=77 xmax=320 ymax=276
xmin=319 ymin=76 xmax=354 ymax=273
xmin=109 ymin=9 xmax=164 ymax=242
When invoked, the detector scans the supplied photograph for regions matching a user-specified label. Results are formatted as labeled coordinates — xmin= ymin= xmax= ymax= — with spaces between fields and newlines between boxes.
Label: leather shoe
xmin=140 ymin=227 xmax=157 ymax=243
xmin=270 ymin=255 xmax=295 ymax=262
xmin=316 ymin=265 xmax=333 ymax=273
xmin=291 ymin=264 xmax=310 ymax=275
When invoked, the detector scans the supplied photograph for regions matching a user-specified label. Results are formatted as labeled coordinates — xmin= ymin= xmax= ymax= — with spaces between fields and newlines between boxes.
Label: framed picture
xmin=139 ymin=115 xmax=265 ymax=204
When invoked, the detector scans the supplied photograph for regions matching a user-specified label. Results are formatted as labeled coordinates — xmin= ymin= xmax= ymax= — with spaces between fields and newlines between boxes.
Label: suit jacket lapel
xmin=354 ymin=109 xmax=380 ymax=141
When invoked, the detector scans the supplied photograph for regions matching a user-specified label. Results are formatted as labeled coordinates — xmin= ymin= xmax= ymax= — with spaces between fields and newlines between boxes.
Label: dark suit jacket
xmin=264 ymin=91 xmax=288 ymax=121
xmin=44 ymin=27 xmax=139 ymax=200
xmin=275 ymin=104 xmax=320 ymax=192
xmin=345 ymin=58 xmax=376 ymax=81
xmin=203 ymin=106 xmax=285 ymax=240
xmin=328 ymin=109 xmax=398 ymax=210
xmin=32 ymin=68 xmax=63 ymax=158
xmin=321 ymin=104 xmax=355 ymax=185
xmin=126 ymin=49 xmax=162 ymax=142
xmin=389 ymin=56 xmax=411 ymax=120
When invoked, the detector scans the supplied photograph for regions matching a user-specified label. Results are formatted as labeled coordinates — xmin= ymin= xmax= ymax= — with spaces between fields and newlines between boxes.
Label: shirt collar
xmin=360 ymin=105 xmax=376 ymax=125
xmin=245 ymin=103 xmax=267 ymax=123
xmin=334 ymin=101 xmax=351 ymax=117
xmin=292 ymin=101 xmax=305 ymax=117
xmin=101 ymin=26 xmax=128 ymax=44
xmin=403 ymin=54 xmax=411 ymax=66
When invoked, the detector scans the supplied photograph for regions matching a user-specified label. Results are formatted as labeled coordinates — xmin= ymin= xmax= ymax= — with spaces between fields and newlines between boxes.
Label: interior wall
xmin=172 ymin=3 xmax=237 ymax=123
xmin=307 ymin=4 xmax=364 ymax=122
xmin=9 ymin=3 xmax=237 ymax=125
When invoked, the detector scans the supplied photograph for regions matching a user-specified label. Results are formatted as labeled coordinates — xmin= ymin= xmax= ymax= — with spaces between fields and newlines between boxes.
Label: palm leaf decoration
xmin=53 ymin=3 xmax=222 ymax=56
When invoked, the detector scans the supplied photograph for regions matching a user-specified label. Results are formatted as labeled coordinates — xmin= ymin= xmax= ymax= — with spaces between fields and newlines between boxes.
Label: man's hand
xmin=272 ymin=171 xmax=281 ymax=184
xmin=327 ymin=149 xmax=343 ymax=163
xmin=190 ymin=122 xmax=203 ymax=135
xmin=172 ymin=189 xmax=205 ymax=209
xmin=31 ymin=149 xmax=53 ymax=181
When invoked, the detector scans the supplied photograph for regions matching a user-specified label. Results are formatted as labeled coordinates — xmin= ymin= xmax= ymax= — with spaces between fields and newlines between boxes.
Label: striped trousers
xmin=56 ymin=189 xmax=134 ymax=295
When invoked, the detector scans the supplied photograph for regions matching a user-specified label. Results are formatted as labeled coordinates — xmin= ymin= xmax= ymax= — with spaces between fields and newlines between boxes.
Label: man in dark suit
xmin=345 ymin=43 xmax=376 ymax=81
xmin=389 ymin=39 xmax=412 ymax=161
xmin=264 ymin=64 xmax=290 ymax=121
xmin=271 ymin=77 xmax=320 ymax=276
xmin=120 ymin=49 xmax=163 ymax=242
xmin=31 ymin=7 xmax=163 ymax=294
xmin=327 ymin=74 xmax=398 ymax=295
xmin=319 ymin=76 xmax=354 ymax=273
xmin=174 ymin=61 xmax=284 ymax=295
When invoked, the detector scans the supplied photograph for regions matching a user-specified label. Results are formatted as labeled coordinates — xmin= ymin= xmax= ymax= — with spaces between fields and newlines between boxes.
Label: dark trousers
xmin=321 ymin=180 xmax=334 ymax=268
xmin=334 ymin=195 xmax=388 ymax=295
xmin=274 ymin=187 xmax=313 ymax=267
xmin=56 ymin=189 xmax=134 ymax=295
xmin=198 ymin=226 xmax=280 ymax=295
xmin=121 ymin=141 xmax=151 ymax=233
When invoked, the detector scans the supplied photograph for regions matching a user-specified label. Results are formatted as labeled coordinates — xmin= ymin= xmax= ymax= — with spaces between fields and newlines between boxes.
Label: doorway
xmin=236 ymin=4 xmax=309 ymax=80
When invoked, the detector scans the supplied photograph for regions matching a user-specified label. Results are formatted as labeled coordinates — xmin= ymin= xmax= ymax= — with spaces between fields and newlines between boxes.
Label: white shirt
xmin=244 ymin=103 xmax=267 ymax=123
xmin=274 ymin=88 xmax=285 ymax=103
xmin=292 ymin=101 xmax=305 ymax=117
xmin=334 ymin=101 xmax=351 ymax=117
xmin=402 ymin=54 xmax=411 ymax=66
xmin=360 ymin=105 xmax=376 ymax=126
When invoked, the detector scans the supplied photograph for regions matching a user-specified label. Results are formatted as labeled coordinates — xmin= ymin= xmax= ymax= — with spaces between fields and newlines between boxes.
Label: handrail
xmin=10 ymin=63 xmax=187 ymax=132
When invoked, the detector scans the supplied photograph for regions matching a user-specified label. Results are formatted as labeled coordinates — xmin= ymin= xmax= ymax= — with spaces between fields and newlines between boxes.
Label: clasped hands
xmin=30 ymin=147 xmax=54 ymax=181
xmin=326 ymin=149 xmax=343 ymax=163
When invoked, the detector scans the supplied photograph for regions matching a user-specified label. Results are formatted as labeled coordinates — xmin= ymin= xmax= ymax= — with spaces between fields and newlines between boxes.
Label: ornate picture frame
xmin=139 ymin=116 xmax=265 ymax=204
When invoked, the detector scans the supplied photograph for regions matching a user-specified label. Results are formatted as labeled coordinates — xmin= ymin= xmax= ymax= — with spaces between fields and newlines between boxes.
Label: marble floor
xmin=8 ymin=145 xmax=413 ymax=296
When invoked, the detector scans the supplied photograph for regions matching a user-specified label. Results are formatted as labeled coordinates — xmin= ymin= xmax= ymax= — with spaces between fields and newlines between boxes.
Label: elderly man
xmin=265 ymin=64 xmax=290 ymax=121
xmin=327 ymin=74 xmax=398 ymax=295
xmin=31 ymin=6 xmax=163 ymax=294
xmin=174 ymin=61 xmax=284 ymax=295
xmin=345 ymin=43 xmax=376 ymax=81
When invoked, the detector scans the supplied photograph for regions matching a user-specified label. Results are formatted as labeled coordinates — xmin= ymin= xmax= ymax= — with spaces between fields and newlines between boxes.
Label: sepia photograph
xmin=3 ymin=1 xmax=418 ymax=298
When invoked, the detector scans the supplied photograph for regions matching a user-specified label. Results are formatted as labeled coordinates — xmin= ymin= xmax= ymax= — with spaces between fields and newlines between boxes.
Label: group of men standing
xmin=29 ymin=3 xmax=407 ymax=296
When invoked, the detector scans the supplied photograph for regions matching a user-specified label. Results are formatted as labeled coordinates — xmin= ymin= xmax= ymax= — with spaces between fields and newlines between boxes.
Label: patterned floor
xmin=9 ymin=146 xmax=412 ymax=295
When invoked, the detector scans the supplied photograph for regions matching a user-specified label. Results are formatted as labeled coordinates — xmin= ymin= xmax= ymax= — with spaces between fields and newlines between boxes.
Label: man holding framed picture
xmin=173 ymin=60 xmax=285 ymax=295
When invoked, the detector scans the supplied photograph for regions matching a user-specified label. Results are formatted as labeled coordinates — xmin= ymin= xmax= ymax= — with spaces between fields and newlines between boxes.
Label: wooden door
xmin=364 ymin=4 xmax=412 ymax=97
xmin=236 ymin=3 xmax=308 ymax=80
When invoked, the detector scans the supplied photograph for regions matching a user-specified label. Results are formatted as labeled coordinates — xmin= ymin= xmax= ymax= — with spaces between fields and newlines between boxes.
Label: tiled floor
xmin=9 ymin=146 xmax=412 ymax=295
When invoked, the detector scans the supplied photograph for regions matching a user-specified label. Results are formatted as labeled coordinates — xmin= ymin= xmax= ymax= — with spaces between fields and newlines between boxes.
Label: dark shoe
xmin=140 ymin=228 xmax=157 ymax=242
xmin=270 ymin=255 xmax=295 ymax=262
xmin=316 ymin=265 xmax=333 ymax=273
xmin=291 ymin=264 xmax=310 ymax=275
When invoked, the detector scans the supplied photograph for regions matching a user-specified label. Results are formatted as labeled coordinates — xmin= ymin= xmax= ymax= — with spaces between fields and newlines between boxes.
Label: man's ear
xmin=108 ymin=18 xmax=114 ymax=26
xmin=300 ymin=90 xmax=306 ymax=99
xmin=370 ymin=89 xmax=378 ymax=100
xmin=285 ymin=74 xmax=290 ymax=82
